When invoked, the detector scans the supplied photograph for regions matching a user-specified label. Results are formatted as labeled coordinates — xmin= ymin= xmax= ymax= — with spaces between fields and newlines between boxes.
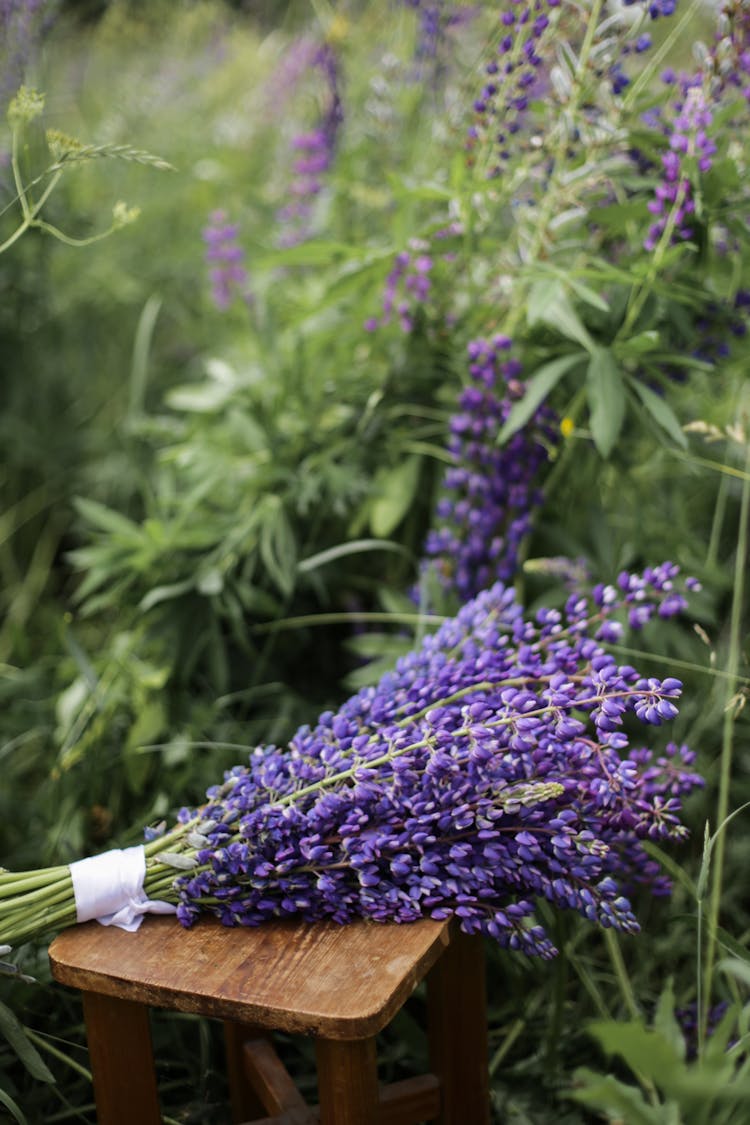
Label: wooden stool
xmin=49 ymin=914 xmax=490 ymax=1125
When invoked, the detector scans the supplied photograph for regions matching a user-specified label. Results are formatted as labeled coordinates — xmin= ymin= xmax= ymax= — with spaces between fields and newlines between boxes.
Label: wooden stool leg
xmin=81 ymin=991 xmax=161 ymax=1125
xmin=316 ymin=1036 xmax=379 ymax=1125
xmin=224 ymin=1021 xmax=269 ymax=1123
xmin=426 ymin=932 xmax=490 ymax=1125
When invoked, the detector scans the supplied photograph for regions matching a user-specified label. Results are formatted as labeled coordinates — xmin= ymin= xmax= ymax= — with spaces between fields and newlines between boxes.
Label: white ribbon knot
xmin=70 ymin=845 xmax=176 ymax=932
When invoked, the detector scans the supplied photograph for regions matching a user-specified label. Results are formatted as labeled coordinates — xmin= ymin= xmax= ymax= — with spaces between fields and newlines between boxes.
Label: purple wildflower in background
xmin=277 ymin=42 xmax=343 ymax=247
xmin=644 ymin=82 xmax=715 ymax=251
xmin=369 ymin=243 xmax=433 ymax=333
xmin=675 ymin=999 xmax=734 ymax=1059
xmin=468 ymin=0 xmax=558 ymax=177
xmin=365 ymin=223 xmax=462 ymax=334
xmin=202 ymin=210 xmax=251 ymax=311
xmin=263 ymin=35 xmax=320 ymax=117
xmin=623 ymin=0 xmax=678 ymax=18
xmin=419 ymin=337 xmax=556 ymax=605
xmin=172 ymin=568 xmax=702 ymax=958
xmin=399 ymin=0 xmax=476 ymax=79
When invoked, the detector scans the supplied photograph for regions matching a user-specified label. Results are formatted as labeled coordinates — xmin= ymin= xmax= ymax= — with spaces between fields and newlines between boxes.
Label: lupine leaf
xmin=629 ymin=378 xmax=688 ymax=448
xmin=370 ymin=456 xmax=422 ymax=538
xmin=570 ymin=1067 xmax=664 ymax=1123
xmin=653 ymin=981 xmax=686 ymax=1061
xmin=587 ymin=1019 xmax=683 ymax=1078
xmin=498 ymin=354 xmax=583 ymax=444
xmin=527 ymin=279 xmax=597 ymax=352
xmin=587 ymin=348 xmax=625 ymax=458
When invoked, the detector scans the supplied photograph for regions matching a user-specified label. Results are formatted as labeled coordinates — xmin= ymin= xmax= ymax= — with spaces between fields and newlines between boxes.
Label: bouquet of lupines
xmin=0 ymin=564 xmax=702 ymax=960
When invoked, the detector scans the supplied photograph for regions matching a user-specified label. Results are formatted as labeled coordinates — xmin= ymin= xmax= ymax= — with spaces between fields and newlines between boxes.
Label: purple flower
xmin=399 ymin=0 xmax=476 ymax=80
xmin=277 ymin=43 xmax=343 ymax=247
xmin=643 ymin=83 xmax=715 ymax=251
xmin=202 ymin=211 xmax=251 ymax=311
xmin=467 ymin=1 xmax=556 ymax=176
xmin=172 ymin=568 xmax=702 ymax=959
xmin=418 ymin=337 xmax=556 ymax=604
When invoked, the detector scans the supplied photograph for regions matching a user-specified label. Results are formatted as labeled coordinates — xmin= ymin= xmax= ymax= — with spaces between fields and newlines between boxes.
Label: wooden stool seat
xmin=49 ymin=915 xmax=490 ymax=1125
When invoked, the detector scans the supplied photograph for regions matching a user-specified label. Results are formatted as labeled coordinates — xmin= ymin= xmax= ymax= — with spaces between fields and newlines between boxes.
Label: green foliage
xmin=571 ymin=979 xmax=750 ymax=1124
xmin=1 ymin=0 xmax=750 ymax=1120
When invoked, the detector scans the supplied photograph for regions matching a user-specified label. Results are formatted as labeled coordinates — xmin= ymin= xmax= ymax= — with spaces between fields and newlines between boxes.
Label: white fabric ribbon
xmin=70 ymin=845 xmax=177 ymax=932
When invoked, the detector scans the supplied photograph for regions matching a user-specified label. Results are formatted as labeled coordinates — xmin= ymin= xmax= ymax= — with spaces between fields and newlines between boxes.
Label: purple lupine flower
xmin=644 ymin=82 xmax=715 ymax=251
xmin=468 ymin=1 xmax=557 ymax=178
xmin=172 ymin=567 xmax=701 ymax=958
xmin=277 ymin=42 xmax=343 ymax=247
xmin=675 ymin=999 xmax=734 ymax=1059
xmin=202 ymin=210 xmax=251 ymax=311
xmin=373 ymin=244 xmax=432 ymax=332
xmin=418 ymin=337 xmax=556 ymax=605
xmin=263 ymin=35 xmax=321 ymax=116
xmin=365 ymin=221 xmax=462 ymax=334
xmin=399 ymin=0 xmax=476 ymax=78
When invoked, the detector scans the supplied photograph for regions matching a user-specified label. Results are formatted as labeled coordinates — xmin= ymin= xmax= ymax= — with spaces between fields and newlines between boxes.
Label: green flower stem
xmin=10 ymin=125 xmax=31 ymax=222
xmin=0 ymin=125 xmax=66 ymax=255
xmin=0 ymin=868 xmax=70 ymax=895
xmin=707 ymin=472 xmax=731 ymax=570
xmin=700 ymin=418 xmax=750 ymax=1046
xmin=622 ymin=0 xmax=704 ymax=111
xmin=617 ymin=180 xmax=690 ymax=344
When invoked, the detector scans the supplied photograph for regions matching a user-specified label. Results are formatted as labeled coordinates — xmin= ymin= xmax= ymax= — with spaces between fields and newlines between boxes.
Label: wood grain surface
xmin=49 ymin=914 xmax=451 ymax=1039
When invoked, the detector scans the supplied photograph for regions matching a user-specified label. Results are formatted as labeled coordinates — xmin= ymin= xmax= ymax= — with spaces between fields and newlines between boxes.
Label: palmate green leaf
xmin=569 ymin=1067 xmax=667 ymax=1124
xmin=587 ymin=1019 xmax=684 ymax=1080
xmin=370 ymin=455 xmax=422 ymax=538
xmin=527 ymin=279 xmax=596 ymax=352
xmin=629 ymin=378 xmax=688 ymax=448
xmin=498 ymin=353 xmax=584 ymax=445
xmin=534 ymin=264 xmax=610 ymax=313
xmin=587 ymin=348 xmax=625 ymax=458
xmin=0 ymin=1000 xmax=55 ymax=1084
xmin=653 ymin=980 xmax=687 ymax=1062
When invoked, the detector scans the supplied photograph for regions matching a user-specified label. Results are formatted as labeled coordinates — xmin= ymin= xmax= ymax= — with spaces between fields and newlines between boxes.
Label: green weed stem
xmin=700 ymin=417 xmax=750 ymax=1047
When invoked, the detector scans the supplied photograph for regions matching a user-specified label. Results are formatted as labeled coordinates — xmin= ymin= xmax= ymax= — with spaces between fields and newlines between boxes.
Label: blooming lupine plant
xmin=202 ymin=209 xmax=251 ymax=310
xmin=277 ymin=42 xmax=343 ymax=247
xmin=419 ymin=337 xmax=556 ymax=605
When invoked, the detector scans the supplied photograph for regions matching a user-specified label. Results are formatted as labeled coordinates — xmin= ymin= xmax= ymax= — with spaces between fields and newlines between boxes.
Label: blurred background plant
xmin=1 ymin=0 xmax=750 ymax=1120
